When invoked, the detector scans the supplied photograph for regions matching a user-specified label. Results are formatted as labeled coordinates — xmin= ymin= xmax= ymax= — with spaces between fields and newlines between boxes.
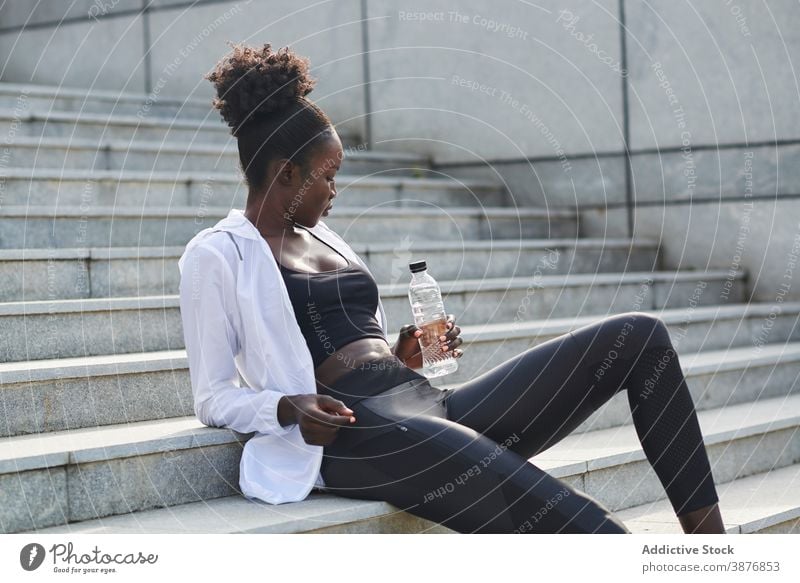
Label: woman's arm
xmin=277 ymin=395 xmax=299 ymax=427
xmin=179 ymin=243 xmax=295 ymax=437
xmin=391 ymin=324 xmax=424 ymax=370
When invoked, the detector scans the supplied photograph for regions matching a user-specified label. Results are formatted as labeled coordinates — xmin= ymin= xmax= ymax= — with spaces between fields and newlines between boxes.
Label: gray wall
xmin=0 ymin=0 xmax=369 ymax=139
xmin=2 ymin=0 xmax=799 ymax=302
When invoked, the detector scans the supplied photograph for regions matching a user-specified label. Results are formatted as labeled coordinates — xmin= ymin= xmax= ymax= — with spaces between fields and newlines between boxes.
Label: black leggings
xmin=318 ymin=311 xmax=720 ymax=533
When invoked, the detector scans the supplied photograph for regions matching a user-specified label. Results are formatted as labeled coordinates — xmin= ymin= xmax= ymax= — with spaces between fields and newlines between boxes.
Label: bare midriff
xmin=313 ymin=337 xmax=396 ymax=392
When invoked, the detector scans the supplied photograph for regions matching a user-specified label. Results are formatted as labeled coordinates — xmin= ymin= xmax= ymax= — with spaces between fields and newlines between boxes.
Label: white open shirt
xmin=177 ymin=208 xmax=390 ymax=504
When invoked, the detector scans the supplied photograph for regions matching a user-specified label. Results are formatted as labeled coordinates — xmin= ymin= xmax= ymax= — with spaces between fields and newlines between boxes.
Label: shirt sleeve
xmin=178 ymin=242 xmax=296 ymax=437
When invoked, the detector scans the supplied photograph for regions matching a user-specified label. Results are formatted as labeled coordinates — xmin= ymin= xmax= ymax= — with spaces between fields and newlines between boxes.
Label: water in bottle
xmin=408 ymin=260 xmax=459 ymax=379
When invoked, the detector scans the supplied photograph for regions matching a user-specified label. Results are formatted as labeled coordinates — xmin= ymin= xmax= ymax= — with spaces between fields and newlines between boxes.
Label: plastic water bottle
xmin=408 ymin=260 xmax=459 ymax=379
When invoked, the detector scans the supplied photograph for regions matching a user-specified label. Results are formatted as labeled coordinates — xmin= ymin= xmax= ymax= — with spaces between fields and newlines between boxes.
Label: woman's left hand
xmin=392 ymin=313 xmax=464 ymax=370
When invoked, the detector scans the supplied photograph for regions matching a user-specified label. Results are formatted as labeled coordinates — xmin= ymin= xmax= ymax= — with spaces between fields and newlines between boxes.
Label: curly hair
xmin=205 ymin=41 xmax=334 ymax=195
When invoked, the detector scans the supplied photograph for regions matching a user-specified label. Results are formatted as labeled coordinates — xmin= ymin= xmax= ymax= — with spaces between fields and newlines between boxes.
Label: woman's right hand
xmin=279 ymin=394 xmax=356 ymax=446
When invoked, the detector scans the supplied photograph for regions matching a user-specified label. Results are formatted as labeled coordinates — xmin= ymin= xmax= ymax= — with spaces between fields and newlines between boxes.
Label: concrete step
xmin=0 ymin=271 xmax=749 ymax=362
xmin=436 ymin=311 xmax=800 ymax=394
xmin=0 ymin=206 xmax=580 ymax=249
xmin=2 ymin=136 xmax=433 ymax=176
xmin=0 ymin=108 xmax=228 ymax=143
xmin=0 ymin=295 xmax=183 ymax=363
xmin=2 ymin=307 xmax=798 ymax=437
xmin=15 ymin=485 xmax=454 ymax=535
xmin=381 ymin=269 xmax=746 ymax=327
xmin=20 ymin=464 xmax=800 ymax=535
xmin=0 ymin=415 xmax=246 ymax=533
xmin=0 ymin=238 xmax=659 ymax=299
xmin=530 ymin=392 xmax=800 ymax=514
xmin=0 ymin=81 xmax=213 ymax=119
xmin=535 ymin=338 xmax=800 ymax=435
xmin=0 ymin=168 xmax=507 ymax=209
xmin=8 ymin=390 xmax=799 ymax=534
xmin=619 ymin=463 xmax=800 ymax=534
xmin=0 ymin=107 xmax=360 ymax=146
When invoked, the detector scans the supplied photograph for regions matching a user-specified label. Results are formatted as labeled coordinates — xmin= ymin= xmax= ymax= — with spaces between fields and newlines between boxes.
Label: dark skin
xmin=244 ymin=128 xmax=463 ymax=447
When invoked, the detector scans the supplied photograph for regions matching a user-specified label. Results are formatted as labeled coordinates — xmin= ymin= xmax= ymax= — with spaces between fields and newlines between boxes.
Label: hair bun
xmin=205 ymin=41 xmax=317 ymax=135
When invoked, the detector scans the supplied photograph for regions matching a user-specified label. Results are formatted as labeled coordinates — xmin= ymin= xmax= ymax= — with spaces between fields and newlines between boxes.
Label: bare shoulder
xmin=314 ymin=220 xmax=347 ymax=244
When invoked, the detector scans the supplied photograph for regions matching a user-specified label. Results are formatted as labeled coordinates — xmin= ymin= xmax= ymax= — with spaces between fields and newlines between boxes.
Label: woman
xmin=181 ymin=42 xmax=725 ymax=534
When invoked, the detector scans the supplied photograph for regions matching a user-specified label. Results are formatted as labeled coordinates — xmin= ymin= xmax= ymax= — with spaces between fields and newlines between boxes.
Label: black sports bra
xmin=276 ymin=227 xmax=386 ymax=368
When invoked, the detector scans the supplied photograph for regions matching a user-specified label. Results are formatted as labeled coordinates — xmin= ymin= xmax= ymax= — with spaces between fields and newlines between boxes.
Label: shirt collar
xmin=211 ymin=208 xmax=260 ymax=240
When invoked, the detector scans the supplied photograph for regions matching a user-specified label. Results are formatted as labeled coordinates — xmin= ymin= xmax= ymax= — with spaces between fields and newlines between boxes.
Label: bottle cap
xmin=409 ymin=260 xmax=427 ymax=273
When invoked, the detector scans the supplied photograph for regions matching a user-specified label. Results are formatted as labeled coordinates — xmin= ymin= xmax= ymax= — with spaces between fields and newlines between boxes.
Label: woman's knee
xmin=572 ymin=311 xmax=672 ymax=365
xmin=615 ymin=311 xmax=673 ymax=352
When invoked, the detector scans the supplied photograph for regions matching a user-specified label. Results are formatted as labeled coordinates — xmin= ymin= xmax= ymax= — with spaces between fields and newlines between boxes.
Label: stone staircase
xmin=1 ymin=82 xmax=797 ymax=535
